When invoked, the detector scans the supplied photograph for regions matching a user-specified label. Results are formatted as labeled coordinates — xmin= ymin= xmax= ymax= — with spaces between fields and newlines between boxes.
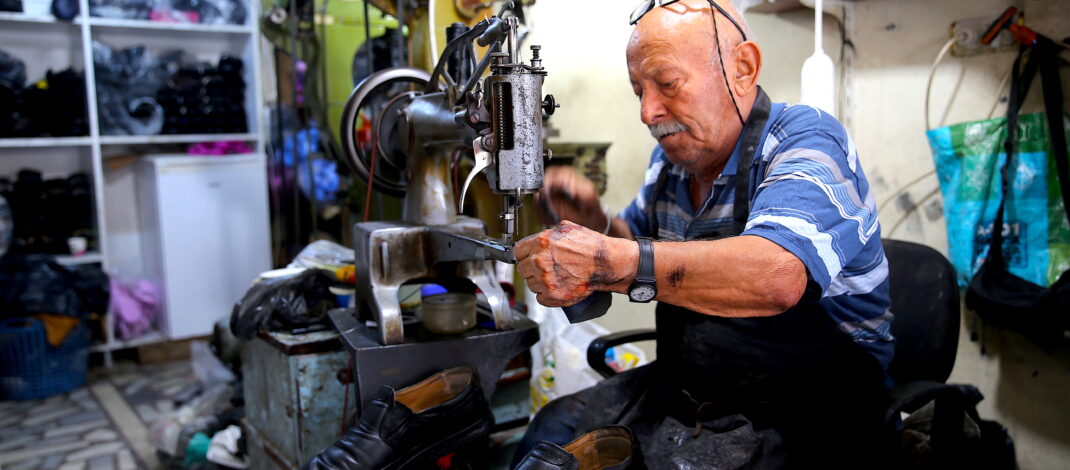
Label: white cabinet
xmin=138 ymin=154 xmax=271 ymax=340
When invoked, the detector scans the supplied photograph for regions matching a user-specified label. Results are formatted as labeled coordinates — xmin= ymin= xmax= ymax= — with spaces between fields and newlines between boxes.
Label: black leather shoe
xmin=515 ymin=426 xmax=643 ymax=470
xmin=303 ymin=366 xmax=493 ymax=470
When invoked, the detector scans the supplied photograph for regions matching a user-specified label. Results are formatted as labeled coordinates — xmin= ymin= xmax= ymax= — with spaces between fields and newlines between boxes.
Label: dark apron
xmin=643 ymin=89 xmax=889 ymax=463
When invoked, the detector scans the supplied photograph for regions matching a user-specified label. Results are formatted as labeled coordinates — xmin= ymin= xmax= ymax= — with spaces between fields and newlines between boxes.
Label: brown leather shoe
xmin=303 ymin=366 xmax=493 ymax=470
xmin=515 ymin=426 xmax=644 ymax=470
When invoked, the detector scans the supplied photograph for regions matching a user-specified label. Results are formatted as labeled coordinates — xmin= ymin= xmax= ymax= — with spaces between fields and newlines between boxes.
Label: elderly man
xmin=513 ymin=0 xmax=893 ymax=467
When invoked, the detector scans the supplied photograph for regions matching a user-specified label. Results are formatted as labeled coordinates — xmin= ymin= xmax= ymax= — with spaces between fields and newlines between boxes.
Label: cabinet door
xmin=154 ymin=155 xmax=271 ymax=340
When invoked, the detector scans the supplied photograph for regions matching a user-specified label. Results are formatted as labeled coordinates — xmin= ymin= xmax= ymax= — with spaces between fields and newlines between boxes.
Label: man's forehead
xmin=627 ymin=36 xmax=677 ymax=64
xmin=627 ymin=30 xmax=707 ymax=78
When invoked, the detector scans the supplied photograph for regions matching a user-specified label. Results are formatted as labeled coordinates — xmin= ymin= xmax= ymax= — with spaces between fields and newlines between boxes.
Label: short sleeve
xmin=742 ymin=126 xmax=879 ymax=293
xmin=618 ymin=148 xmax=668 ymax=238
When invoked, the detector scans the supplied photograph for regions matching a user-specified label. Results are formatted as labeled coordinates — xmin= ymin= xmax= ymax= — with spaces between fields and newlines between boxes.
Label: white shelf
xmin=0 ymin=12 xmax=251 ymax=34
xmin=0 ymin=134 xmax=256 ymax=147
xmin=0 ymin=11 xmax=80 ymax=24
xmin=99 ymin=133 xmax=258 ymax=145
xmin=0 ymin=136 xmax=92 ymax=148
xmin=88 ymin=17 xmax=253 ymax=34
xmin=55 ymin=252 xmax=104 ymax=266
xmin=89 ymin=329 xmax=167 ymax=352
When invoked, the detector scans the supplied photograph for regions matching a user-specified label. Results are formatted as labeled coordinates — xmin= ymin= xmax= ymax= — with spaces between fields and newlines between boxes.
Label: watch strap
xmin=635 ymin=237 xmax=655 ymax=282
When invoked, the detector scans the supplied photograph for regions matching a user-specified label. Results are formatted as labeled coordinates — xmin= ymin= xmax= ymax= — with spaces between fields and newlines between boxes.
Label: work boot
xmin=303 ymin=365 xmax=493 ymax=470
xmin=515 ymin=426 xmax=644 ymax=470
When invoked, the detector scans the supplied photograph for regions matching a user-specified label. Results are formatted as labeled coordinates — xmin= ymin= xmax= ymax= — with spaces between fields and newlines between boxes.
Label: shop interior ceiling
xmin=258 ymin=0 xmax=518 ymax=265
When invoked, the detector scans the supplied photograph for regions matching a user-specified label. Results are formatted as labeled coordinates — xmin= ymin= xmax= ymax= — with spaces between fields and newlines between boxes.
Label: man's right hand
xmin=535 ymin=166 xmax=610 ymax=232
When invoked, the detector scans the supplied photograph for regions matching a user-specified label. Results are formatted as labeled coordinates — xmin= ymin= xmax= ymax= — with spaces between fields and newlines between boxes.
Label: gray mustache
xmin=648 ymin=121 xmax=689 ymax=139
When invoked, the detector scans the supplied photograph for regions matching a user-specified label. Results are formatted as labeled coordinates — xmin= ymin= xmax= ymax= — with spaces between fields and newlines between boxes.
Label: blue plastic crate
xmin=0 ymin=317 xmax=90 ymax=400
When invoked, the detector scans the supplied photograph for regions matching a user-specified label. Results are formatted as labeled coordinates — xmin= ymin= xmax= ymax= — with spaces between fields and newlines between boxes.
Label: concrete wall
xmin=526 ymin=0 xmax=1070 ymax=468
xmin=839 ymin=2 xmax=1070 ymax=469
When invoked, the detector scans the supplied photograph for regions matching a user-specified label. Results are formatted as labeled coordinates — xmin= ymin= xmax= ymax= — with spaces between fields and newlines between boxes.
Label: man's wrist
xmin=602 ymin=236 xmax=640 ymax=294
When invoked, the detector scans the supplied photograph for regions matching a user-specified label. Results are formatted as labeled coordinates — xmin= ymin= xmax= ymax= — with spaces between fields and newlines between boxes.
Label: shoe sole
xmin=383 ymin=417 xmax=495 ymax=470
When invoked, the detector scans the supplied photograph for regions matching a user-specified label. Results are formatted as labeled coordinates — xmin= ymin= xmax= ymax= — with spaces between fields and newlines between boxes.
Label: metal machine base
xmin=353 ymin=217 xmax=515 ymax=345
xmin=329 ymin=307 xmax=539 ymax=418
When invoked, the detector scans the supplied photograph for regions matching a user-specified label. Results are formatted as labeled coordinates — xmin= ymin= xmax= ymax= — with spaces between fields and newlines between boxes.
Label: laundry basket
xmin=0 ymin=317 xmax=89 ymax=400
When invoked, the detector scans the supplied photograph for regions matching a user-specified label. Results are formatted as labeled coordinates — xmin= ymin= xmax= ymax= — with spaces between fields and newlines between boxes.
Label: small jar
xmin=421 ymin=292 xmax=477 ymax=334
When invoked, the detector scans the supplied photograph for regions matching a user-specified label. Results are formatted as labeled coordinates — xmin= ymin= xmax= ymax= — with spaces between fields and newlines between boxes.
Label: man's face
xmin=627 ymin=25 xmax=740 ymax=175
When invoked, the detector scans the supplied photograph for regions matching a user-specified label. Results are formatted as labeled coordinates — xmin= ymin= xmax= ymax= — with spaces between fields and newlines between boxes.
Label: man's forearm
xmin=599 ymin=234 xmax=808 ymax=317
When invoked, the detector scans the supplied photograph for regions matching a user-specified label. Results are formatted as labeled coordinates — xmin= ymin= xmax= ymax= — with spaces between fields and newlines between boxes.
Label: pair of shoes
xmin=302 ymin=365 xmax=493 ymax=470
xmin=516 ymin=426 xmax=643 ymax=470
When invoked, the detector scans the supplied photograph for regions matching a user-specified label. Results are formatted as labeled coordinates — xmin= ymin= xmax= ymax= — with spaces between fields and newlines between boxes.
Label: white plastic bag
xmin=287 ymin=240 xmax=354 ymax=272
xmin=526 ymin=290 xmax=647 ymax=413
xmin=191 ymin=340 xmax=236 ymax=389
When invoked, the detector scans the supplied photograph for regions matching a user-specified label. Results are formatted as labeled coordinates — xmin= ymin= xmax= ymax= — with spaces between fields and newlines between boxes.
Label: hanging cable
xmin=886 ymin=186 xmax=941 ymax=236
xmin=363 ymin=131 xmax=379 ymax=222
xmin=924 ymin=38 xmax=957 ymax=131
xmin=877 ymin=170 xmax=937 ymax=210
xmin=876 ymin=37 xmax=955 ymax=214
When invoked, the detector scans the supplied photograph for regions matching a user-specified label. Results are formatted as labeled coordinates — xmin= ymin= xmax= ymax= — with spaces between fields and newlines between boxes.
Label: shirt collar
xmin=719 ymin=90 xmax=783 ymax=177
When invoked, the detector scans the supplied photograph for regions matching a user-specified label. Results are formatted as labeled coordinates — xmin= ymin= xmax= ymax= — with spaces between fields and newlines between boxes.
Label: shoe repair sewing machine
xmin=335 ymin=14 xmax=554 ymax=346
xmin=326 ymin=11 xmax=576 ymax=418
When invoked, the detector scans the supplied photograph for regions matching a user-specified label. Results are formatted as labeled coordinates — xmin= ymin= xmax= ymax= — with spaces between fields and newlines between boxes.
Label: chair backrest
xmin=884 ymin=239 xmax=960 ymax=384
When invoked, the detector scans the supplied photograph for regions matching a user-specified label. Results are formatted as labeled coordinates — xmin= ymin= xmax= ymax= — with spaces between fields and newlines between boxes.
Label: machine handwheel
xmin=340 ymin=68 xmax=436 ymax=198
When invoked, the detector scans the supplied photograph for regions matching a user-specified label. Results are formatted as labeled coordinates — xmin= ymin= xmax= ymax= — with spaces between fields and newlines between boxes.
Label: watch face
xmin=629 ymin=284 xmax=657 ymax=302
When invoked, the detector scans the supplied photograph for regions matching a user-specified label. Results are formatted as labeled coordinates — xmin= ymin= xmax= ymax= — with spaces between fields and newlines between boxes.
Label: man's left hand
xmin=515 ymin=221 xmax=634 ymax=307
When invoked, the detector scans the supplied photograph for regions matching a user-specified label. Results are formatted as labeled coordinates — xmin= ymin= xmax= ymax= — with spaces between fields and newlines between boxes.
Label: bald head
xmin=628 ymin=0 xmax=751 ymax=65
xmin=625 ymin=0 xmax=762 ymax=179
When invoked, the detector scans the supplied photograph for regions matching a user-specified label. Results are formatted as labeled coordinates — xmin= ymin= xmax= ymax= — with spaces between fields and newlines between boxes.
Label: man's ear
xmin=732 ymin=41 xmax=761 ymax=97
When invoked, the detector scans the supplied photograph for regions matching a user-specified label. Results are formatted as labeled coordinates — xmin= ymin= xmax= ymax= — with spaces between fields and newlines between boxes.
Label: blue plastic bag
xmin=928 ymin=112 xmax=1070 ymax=288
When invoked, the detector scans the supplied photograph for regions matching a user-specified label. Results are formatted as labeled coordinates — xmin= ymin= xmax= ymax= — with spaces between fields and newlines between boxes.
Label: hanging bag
xmin=966 ymin=36 xmax=1070 ymax=337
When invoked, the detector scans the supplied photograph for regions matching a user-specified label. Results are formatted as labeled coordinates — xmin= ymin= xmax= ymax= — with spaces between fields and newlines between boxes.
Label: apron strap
xmin=731 ymin=89 xmax=771 ymax=235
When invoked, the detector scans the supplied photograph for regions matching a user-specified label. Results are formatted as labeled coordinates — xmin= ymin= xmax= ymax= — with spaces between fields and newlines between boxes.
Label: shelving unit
xmin=87 ymin=16 xmax=254 ymax=33
xmin=99 ymin=132 xmax=258 ymax=145
xmin=0 ymin=136 xmax=93 ymax=147
xmin=55 ymin=252 xmax=105 ymax=266
xmin=0 ymin=2 xmax=265 ymax=366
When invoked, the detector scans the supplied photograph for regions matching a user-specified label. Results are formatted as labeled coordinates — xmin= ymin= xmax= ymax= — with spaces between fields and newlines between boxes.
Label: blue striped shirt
xmin=619 ymin=102 xmax=895 ymax=373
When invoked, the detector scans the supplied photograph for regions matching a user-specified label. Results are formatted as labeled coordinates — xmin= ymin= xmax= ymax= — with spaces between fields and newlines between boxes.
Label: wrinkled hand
xmin=535 ymin=166 xmax=609 ymax=232
xmin=515 ymin=221 xmax=630 ymax=307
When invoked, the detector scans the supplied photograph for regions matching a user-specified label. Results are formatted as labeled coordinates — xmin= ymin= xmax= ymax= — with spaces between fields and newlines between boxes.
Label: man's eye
xmin=659 ymin=80 xmax=676 ymax=89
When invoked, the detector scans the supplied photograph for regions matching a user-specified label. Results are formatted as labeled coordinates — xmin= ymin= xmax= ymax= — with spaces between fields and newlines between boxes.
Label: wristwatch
xmin=628 ymin=237 xmax=657 ymax=303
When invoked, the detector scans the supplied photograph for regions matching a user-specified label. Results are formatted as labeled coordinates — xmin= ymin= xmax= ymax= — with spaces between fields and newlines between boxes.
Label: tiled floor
xmin=0 ymin=360 xmax=193 ymax=470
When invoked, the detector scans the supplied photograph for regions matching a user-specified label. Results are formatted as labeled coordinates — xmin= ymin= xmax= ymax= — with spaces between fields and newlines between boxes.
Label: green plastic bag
xmin=927 ymin=112 xmax=1070 ymax=288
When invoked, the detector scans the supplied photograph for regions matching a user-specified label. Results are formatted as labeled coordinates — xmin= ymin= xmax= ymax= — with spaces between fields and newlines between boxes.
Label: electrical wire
xmin=877 ymin=37 xmax=954 ymax=221
xmin=924 ymin=37 xmax=957 ymax=131
xmin=363 ymin=130 xmax=379 ymax=222
xmin=836 ymin=5 xmax=854 ymax=122
xmin=887 ymin=36 xmax=1016 ymax=225
xmin=886 ymin=186 xmax=941 ymax=236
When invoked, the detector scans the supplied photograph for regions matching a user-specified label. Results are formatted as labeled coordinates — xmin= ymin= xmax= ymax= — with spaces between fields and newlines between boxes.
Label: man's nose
xmin=640 ymin=94 xmax=667 ymax=125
